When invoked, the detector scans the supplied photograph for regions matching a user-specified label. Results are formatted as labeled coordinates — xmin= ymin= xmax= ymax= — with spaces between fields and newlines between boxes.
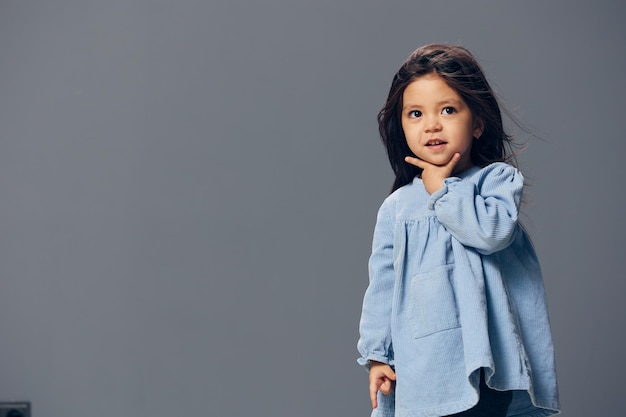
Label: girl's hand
xmin=368 ymin=361 xmax=396 ymax=409
xmin=405 ymin=153 xmax=461 ymax=194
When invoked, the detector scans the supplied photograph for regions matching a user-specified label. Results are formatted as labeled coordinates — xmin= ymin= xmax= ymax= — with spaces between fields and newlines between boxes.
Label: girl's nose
xmin=424 ymin=116 xmax=442 ymax=133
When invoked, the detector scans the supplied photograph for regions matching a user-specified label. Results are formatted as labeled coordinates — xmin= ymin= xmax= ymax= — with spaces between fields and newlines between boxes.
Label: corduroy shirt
xmin=357 ymin=163 xmax=560 ymax=417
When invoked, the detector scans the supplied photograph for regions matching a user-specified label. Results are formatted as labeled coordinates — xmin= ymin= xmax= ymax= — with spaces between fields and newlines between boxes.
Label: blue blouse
xmin=357 ymin=163 xmax=560 ymax=417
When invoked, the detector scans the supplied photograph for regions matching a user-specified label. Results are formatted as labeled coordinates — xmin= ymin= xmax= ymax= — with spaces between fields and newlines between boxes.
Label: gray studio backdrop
xmin=0 ymin=1 xmax=623 ymax=416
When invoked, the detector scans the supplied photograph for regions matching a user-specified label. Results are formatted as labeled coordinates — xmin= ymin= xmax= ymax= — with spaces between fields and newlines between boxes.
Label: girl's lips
xmin=425 ymin=140 xmax=447 ymax=151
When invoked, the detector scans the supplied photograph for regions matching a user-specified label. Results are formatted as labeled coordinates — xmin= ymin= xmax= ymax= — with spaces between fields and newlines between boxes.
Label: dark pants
xmin=446 ymin=371 xmax=512 ymax=417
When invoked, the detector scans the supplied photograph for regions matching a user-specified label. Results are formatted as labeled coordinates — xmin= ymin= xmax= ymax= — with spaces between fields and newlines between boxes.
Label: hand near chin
xmin=404 ymin=153 xmax=461 ymax=194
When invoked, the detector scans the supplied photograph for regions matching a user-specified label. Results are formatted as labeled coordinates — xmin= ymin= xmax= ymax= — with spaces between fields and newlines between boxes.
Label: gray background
xmin=0 ymin=1 xmax=623 ymax=416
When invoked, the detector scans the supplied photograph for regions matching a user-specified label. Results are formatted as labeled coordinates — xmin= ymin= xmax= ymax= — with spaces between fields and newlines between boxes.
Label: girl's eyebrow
xmin=402 ymin=98 xmax=464 ymax=110
xmin=437 ymin=98 xmax=464 ymax=106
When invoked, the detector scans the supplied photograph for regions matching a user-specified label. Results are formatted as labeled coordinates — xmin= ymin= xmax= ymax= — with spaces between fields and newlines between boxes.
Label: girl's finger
xmin=380 ymin=378 xmax=392 ymax=395
xmin=405 ymin=156 xmax=424 ymax=168
xmin=384 ymin=368 xmax=396 ymax=380
xmin=369 ymin=381 xmax=379 ymax=409
xmin=446 ymin=153 xmax=461 ymax=168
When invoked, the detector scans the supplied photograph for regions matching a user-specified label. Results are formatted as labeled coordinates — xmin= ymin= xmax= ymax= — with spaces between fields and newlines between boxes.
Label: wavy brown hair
xmin=379 ymin=44 xmax=516 ymax=192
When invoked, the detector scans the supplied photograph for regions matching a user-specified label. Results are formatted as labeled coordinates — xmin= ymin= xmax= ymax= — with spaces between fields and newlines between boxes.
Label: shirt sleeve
xmin=428 ymin=162 xmax=523 ymax=255
xmin=357 ymin=200 xmax=395 ymax=368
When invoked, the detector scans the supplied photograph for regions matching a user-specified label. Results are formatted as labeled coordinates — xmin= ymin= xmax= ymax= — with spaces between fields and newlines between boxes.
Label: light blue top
xmin=357 ymin=163 xmax=560 ymax=417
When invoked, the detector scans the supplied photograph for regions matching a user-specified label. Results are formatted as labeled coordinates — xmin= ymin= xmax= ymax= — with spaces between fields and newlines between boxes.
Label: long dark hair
xmin=379 ymin=44 xmax=516 ymax=192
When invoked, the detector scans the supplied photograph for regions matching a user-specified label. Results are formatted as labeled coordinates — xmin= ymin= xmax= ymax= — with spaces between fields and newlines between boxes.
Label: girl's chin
xmin=415 ymin=155 xmax=450 ymax=167
xmin=415 ymin=154 xmax=473 ymax=172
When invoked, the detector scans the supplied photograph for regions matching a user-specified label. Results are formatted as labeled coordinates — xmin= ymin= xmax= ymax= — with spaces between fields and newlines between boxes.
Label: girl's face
xmin=401 ymin=73 xmax=483 ymax=174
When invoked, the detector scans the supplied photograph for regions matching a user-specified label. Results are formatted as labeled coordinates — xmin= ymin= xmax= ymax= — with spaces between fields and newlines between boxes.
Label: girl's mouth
xmin=426 ymin=139 xmax=447 ymax=146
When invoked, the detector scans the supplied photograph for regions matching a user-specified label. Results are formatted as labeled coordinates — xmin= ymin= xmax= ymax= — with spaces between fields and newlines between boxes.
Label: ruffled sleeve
xmin=357 ymin=199 xmax=395 ymax=368
xmin=428 ymin=163 xmax=523 ymax=255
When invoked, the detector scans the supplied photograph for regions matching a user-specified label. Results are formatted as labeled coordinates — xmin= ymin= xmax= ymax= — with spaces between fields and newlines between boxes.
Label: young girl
xmin=357 ymin=44 xmax=560 ymax=417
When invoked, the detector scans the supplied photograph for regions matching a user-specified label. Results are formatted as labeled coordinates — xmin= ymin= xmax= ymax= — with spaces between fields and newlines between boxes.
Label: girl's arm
xmin=357 ymin=201 xmax=395 ymax=368
xmin=429 ymin=162 xmax=523 ymax=255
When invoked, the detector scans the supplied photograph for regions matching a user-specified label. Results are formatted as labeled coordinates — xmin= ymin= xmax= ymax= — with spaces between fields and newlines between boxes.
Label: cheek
xmin=403 ymin=127 xmax=419 ymax=147
xmin=401 ymin=125 xmax=412 ymax=145
xmin=402 ymin=122 xmax=417 ymax=138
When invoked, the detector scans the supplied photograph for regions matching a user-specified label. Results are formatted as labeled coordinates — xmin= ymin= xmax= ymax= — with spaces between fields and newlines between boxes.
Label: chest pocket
xmin=408 ymin=264 xmax=460 ymax=338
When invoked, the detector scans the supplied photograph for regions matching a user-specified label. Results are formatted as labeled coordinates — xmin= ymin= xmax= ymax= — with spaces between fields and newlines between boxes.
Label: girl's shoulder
xmin=377 ymin=176 xmax=429 ymax=218
xmin=471 ymin=162 xmax=524 ymax=186
xmin=463 ymin=163 xmax=525 ymax=209
xmin=479 ymin=161 xmax=520 ymax=175
xmin=385 ymin=175 xmax=424 ymax=202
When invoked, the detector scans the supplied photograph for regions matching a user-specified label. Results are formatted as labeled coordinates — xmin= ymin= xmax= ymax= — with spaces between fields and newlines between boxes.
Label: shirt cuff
xmin=357 ymin=354 xmax=394 ymax=369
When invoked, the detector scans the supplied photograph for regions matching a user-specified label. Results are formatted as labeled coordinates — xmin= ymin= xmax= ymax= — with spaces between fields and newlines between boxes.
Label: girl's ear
xmin=473 ymin=118 xmax=484 ymax=139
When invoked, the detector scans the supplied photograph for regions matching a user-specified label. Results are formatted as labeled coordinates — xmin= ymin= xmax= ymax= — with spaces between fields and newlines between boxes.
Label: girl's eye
xmin=409 ymin=110 xmax=422 ymax=118
xmin=442 ymin=107 xmax=456 ymax=115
